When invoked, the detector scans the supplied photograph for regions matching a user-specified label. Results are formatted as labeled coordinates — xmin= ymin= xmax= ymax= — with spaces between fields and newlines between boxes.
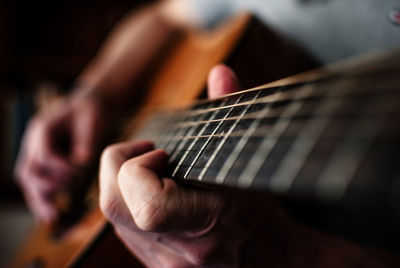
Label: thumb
xmin=207 ymin=64 xmax=241 ymax=99
xmin=71 ymin=105 xmax=100 ymax=165
xmin=118 ymin=150 xmax=224 ymax=233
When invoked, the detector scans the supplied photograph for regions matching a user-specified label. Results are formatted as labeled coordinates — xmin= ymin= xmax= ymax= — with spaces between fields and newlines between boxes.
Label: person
xmin=14 ymin=0 xmax=400 ymax=266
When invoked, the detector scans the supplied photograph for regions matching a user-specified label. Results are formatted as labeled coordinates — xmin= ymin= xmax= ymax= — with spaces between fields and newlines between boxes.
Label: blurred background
xmin=0 ymin=0 xmax=150 ymax=266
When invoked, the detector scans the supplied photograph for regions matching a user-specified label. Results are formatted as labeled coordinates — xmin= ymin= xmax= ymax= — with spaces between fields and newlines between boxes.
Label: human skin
xmin=99 ymin=65 xmax=396 ymax=267
xmin=14 ymin=0 xmax=198 ymax=224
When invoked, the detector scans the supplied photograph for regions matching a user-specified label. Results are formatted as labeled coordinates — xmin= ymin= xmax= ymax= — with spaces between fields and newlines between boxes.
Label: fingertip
xmin=152 ymin=149 xmax=169 ymax=158
xmin=134 ymin=140 xmax=155 ymax=151
xmin=117 ymin=148 xmax=169 ymax=187
xmin=142 ymin=149 xmax=169 ymax=171
xmin=120 ymin=140 xmax=155 ymax=160
xmin=207 ymin=64 xmax=241 ymax=99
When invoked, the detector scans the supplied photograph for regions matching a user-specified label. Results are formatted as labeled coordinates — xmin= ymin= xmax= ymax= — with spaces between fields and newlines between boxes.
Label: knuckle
xmin=117 ymin=160 xmax=168 ymax=232
xmin=117 ymin=159 xmax=141 ymax=184
xmin=118 ymin=164 xmax=165 ymax=232
xmin=135 ymin=200 xmax=164 ymax=232
xmin=118 ymin=160 xmax=133 ymax=176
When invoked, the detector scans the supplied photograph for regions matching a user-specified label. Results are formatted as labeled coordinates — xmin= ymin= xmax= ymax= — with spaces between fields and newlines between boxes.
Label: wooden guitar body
xmin=11 ymin=13 xmax=316 ymax=268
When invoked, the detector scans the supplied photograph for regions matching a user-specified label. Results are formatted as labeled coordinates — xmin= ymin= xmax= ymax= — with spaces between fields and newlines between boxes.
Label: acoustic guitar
xmin=11 ymin=13 xmax=400 ymax=267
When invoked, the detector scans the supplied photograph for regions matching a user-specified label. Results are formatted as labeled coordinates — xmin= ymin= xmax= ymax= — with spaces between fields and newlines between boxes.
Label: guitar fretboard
xmin=134 ymin=49 xmax=400 ymax=204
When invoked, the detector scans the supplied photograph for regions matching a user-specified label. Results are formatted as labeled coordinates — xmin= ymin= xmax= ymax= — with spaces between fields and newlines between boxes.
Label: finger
xmin=16 ymin=157 xmax=61 ymax=224
xmin=30 ymin=191 xmax=58 ymax=224
xmin=71 ymin=104 xmax=100 ymax=165
xmin=14 ymin=121 xmax=67 ymax=191
xmin=29 ymin=195 xmax=57 ymax=224
xmin=26 ymin=116 xmax=73 ymax=173
xmin=33 ymin=119 xmax=76 ymax=184
xmin=118 ymin=150 xmax=223 ymax=233
xmin=99 ymin=141 xmax=154 ymax=227
xmin=207 ymin=64 xmax=241 ymax=99
xmin=18 ymin=173 xmax=58 ymax=224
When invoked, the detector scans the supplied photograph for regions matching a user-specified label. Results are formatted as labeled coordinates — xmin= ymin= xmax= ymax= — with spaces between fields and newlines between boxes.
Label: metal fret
xmin=171 ymin=99 xmax=231 ymax=177
xmin=197 ymin=93 xmax=258 ymax=181
xmin=164 ymin=118 xmax=193 ymax=156
xmin=268 ymin=93 xmax=345 ymax=193
xmin=237 ymin=84 xmax=316 ymax=188
xmin=214 ymin=90 xmax=272 ymax=184
xmin=168 ymin=103 xmax=216 ymax=164
xmin=155 ymin=113 xmax=181 ymax=149
xmin=128 ymin=49 xmax=400 ymax=207
xmin=181 ymin=96 xmax=245 ymax=179
xmin=316 ymin=96 xmax=396 ymax=201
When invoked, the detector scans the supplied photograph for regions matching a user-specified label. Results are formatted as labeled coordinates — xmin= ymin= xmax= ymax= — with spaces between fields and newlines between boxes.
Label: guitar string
xmin=268 ymin=93 xmax=345 ymax=194
xmin=149 ymin=112 xmax=398 ymax=144
xmin=134 ymin=97 xmax=399 ymax=147
xmin=104 ymin=72 xmax=400 ymax=130
xmin=170 ymin=86 xmax=400 ymax=191
xmin=166 ymin=133 xmax=393 ymax=156
xmin=147 ymin=74 xmax=400 ymax=119
xmin=134 ymin=64 xmax=400 ymax=191
xmin=214 ymin=90 xmax=279 ymax=184
xmin=168 ymin=101 xmax=226 ymax=164
xmin=197 ymin=90 xmax=262 ymax=181
xmin=178 ymin=86 xmax=393 ymax=118
xmin=165 ymin=96 xmax=400 ymax=131
xmin=161 ymin=125 xmax=395 ymax=163
xmin=135 ymin=86 xmax=400 ymax=138
xmin=171 ymin=98 xmax=235 ymax=177
xmin=236 ymin=83 xmax=318 ymax=187
xmin=315 ymin=95 xmax=398 ymax=201
xmin=131 ymin=72 xmax=400 ymax=146
xmin=111 ymin=87 xmax=400 ymax=133
xmin=180 ymin=69 xmax=400 ymax=113
xmin=184 ymin=93 xmax=250 ymax=180
xmin=167 ymin=107 xmax=395 ymax=187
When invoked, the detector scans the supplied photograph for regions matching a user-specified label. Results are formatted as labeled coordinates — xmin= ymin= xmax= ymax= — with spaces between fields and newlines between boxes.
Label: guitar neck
xmin=134 ymin=48 xmax=400 ymax=205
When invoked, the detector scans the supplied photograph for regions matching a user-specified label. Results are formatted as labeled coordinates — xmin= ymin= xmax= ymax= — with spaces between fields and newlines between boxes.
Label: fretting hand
xmin=99 ymin=65 xmax=392 ymax=267
xmin=99 ymin=65 xmax=297 ymax=266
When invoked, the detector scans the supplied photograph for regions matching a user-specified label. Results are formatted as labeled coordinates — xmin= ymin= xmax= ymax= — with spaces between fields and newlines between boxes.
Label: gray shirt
xmin=189 ymin=0 xmax=400 ymax=64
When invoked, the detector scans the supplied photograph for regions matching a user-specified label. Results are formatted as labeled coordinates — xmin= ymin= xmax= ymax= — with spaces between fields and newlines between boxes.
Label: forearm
xmin=73 ymin=0 xmax=198 ymax=111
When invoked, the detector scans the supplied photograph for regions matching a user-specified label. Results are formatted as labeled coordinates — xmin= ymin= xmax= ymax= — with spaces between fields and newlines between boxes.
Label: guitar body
xmin=11 ymin=13 xmax=316 ymax=268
